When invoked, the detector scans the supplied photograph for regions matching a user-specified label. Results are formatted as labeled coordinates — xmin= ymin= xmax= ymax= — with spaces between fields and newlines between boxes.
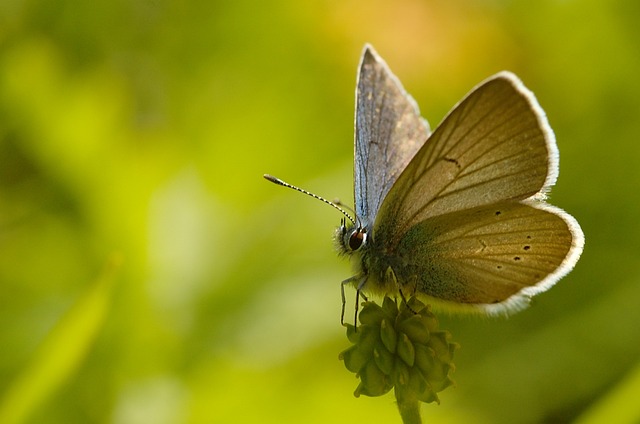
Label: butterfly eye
xmin=348 ymin=229 xmax=367 ymax=251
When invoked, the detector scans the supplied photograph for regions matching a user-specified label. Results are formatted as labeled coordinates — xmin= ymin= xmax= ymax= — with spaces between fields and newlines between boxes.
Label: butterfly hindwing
xmin=390 ymin=201 xmax=583 ymax=313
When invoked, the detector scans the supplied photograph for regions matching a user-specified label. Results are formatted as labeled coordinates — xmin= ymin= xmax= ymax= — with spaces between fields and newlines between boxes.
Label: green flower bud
xmin=355 ymin=360 xmax=392 ymax=397
xmin=359 ymin=301 xmax=389 ymax=325
xmin=340 ymin=295 xmax=458 ymax=418
xmin=373 ymin=346 xmax=394 ymax=375
xmin=380 ymin=318 xmax=397 ymax=353
xmin=397 ymin=333 xmax=416 ymax=367
xmin=340 ymin=345 xmax=369 ymax=374
xmin=397 ymin=315 xmax=430 ymax=345
xmin=393 ymin=358 xmax=411 ymax=387
xmin=382 ymin=296 xmax=399 ymax=317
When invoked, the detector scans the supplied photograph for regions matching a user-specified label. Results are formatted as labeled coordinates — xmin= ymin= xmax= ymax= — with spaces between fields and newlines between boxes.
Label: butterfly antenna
xmin=333 ymin=199 xmax=363 ymax=229
xmin=264 ymin=174 xmax=356 ymax=226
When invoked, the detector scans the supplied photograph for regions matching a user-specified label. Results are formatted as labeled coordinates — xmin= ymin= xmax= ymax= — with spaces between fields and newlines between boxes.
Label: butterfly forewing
xmin=374 ymin=73 xmax=556 ymax=245
xmin=354 ymin=45 xmax=430 ymax=227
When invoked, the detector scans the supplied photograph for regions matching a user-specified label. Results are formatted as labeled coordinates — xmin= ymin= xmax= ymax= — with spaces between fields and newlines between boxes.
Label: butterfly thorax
xmin=335 ymin=220 xmax=404 ymax=296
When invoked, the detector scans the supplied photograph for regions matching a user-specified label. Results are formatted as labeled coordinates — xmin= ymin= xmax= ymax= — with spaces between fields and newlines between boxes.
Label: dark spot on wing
xmin=443 ymin=156 xmax=461 ymax=169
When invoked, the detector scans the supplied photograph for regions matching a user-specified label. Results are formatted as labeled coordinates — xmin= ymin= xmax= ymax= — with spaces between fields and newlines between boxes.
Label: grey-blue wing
xmin=354 ymin=45 xmax=430 ymax=227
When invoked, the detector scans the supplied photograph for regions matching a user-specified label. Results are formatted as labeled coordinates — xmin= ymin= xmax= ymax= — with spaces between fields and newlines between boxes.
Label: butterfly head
xmin=336 ymin=217 xmax=368 ymax=255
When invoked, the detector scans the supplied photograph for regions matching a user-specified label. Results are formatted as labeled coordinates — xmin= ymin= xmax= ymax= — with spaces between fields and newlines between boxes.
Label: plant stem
xmin=396 ymin=392 xmax=422 ymax=424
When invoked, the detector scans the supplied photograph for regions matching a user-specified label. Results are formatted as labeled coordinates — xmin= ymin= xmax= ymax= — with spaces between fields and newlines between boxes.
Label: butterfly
xmin=266 ymin=44 xmax=584 ymax=323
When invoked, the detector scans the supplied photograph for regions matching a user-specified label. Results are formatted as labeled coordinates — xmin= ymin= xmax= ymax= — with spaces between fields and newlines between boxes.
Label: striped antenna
xmin=264 ymin=174 xmax=356 ymax=226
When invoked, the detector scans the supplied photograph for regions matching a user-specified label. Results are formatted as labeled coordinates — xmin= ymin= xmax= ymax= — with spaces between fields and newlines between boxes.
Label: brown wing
xmin=374 ymin=72 xmax=558 ymax=246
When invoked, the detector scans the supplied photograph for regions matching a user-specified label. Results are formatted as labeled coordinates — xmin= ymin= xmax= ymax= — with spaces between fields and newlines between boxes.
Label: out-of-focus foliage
xmin=1 ymin=1 xmax=639 ymax=423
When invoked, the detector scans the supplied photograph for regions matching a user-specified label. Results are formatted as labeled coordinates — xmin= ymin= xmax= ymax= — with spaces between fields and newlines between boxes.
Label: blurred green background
xmin=1 ymin=0 xmax=640 ymax=423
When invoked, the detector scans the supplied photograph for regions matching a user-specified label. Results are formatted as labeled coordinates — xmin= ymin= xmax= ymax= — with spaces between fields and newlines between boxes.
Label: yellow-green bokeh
xmin=1 ymin=1 xmax=640 ymax=423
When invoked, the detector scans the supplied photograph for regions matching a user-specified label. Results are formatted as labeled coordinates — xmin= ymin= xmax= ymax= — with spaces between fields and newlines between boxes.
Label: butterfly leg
xmin=398 ymin=288 xmax=418 ymax=315
xmin=354 ymin=277 xmax=368 ymax=329
xmin=341 ymin=276 xmax=368 ymax=328
xmin=386 ymin=266 xmax=417 ymax=314
xmin=341 ymin=276 xmax=358 ymax=326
